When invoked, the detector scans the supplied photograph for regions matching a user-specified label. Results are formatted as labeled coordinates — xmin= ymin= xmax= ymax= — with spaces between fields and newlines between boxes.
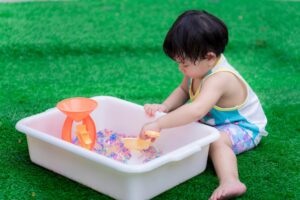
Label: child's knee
xmin=209 ymin=133 xmax=232 ymax=152
xmin=214 ymin=132 xmax=232 ymax=146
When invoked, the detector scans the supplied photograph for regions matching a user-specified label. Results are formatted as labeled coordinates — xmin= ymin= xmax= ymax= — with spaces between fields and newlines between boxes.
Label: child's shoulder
xmin=205 ymin=55 xmax=246 ymax=87
xmin=202 ymin=71 xmax=236 ymax=90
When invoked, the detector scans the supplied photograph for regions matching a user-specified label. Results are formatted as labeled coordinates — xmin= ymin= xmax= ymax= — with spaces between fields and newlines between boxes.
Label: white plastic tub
xmin=16 ymin=96 xmax=219 ymax=200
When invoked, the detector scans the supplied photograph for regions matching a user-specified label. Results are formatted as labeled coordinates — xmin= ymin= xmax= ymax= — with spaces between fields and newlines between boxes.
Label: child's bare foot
xmin=209 ymin=180 xmax=246 ymax=200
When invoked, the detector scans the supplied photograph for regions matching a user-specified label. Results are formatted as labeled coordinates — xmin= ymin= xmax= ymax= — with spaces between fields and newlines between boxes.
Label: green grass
xmin=1 ymin=0 xmax=299 ymax=199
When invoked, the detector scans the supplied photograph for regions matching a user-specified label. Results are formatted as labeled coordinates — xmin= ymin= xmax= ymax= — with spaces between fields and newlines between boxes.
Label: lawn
xmin=0 ymin=0 xmax=299 ymax=199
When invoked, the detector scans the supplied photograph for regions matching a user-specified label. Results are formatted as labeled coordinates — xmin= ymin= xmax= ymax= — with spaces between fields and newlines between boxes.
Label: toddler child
xmin=139 ymin=10 xmax=268 ymax=200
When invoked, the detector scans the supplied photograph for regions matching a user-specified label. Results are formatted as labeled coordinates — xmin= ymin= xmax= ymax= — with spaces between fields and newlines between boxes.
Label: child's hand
xmin=139 ymin=121 xmax=161 ymax=142
xmin=144 ymin=104 xmax=169 ymax=117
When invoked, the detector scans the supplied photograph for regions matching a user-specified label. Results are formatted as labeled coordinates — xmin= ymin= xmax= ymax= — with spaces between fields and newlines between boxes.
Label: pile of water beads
xmin=73 ymin=129 xmax=161 ymax=163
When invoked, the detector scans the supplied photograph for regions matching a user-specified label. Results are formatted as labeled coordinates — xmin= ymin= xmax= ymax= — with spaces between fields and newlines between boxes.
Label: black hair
xmin=163 ymin=10 xmax=228 ymax=62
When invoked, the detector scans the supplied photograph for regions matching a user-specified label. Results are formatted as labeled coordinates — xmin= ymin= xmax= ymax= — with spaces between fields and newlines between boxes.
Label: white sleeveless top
xmin=189 ymin=54 xmax=268 ymax=145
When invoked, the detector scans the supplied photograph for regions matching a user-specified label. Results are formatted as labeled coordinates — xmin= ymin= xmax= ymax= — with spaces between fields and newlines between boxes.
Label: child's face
xmin=176 ymin=58 xmax=212 ymax=79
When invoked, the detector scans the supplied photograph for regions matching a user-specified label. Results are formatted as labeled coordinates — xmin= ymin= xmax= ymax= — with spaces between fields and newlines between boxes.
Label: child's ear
xmin=205 ymin=52 xmax=217 ymax=61
xmin=205 ymin=52 xmax=218 ymax=68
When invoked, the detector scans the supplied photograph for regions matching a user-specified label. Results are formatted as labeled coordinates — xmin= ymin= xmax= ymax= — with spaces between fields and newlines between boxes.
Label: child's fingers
xmin=149 ymin=105 xmax=156 ymax=116
xmin=145 ymin=131 xmax=160 ymax=142
xmin=144 ymin=104 xmax=153 ymax=116
xmin=154 ymin=105 xmax=162 ymax=115
xmin=147 ymin=106 xmax=153 ymax=116
xmin=158 ymin=106 xmax=165 ymax=112
xmin=150 ymin=107 xmax=156 ymax=116
xmin=144 ymin=104 xmax=163 ymax=116
xmin=157 ymin=105 xmax=167 ymax=113
xmin=144 ymin=104 xmax=150 ymax=111
xmin=151 ymin=105 xmax=158 ymax=115
xmin=139 ymin=130 xmax=151 ymax=140
xmin=139 ymin=132 xmax=147 ymax=140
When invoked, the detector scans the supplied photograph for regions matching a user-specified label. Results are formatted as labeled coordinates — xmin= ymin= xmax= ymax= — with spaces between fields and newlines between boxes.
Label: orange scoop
xmin=123 ymin=138 xmax=152 ymax=151
xmin=122 ymin=131 xmax=160 ymax=151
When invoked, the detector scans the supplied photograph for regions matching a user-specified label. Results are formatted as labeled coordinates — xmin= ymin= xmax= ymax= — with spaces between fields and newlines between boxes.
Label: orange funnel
xmin=57 ymin=97 xmax=97 ymax=122
xmin=57 ymin=97 xmax=98 ymax=150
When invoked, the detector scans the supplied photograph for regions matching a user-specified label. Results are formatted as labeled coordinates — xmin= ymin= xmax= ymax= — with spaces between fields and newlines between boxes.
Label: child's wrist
xmin=156 ymin=119 xmax=163 ymax=130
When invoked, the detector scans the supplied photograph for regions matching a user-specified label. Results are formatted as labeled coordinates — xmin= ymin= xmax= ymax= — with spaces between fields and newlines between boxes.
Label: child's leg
xmin=208 ymin=133 xmax=247 ymax=200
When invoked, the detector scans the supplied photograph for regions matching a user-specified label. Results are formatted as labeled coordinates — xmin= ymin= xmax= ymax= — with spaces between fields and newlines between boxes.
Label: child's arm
xmin=162 ymin=76 xmax=189 ymax=112
xmin=140 ymin=73 xmax=227 ymax=138
xmin=144 ymin=76 xmax=189 ymax=116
